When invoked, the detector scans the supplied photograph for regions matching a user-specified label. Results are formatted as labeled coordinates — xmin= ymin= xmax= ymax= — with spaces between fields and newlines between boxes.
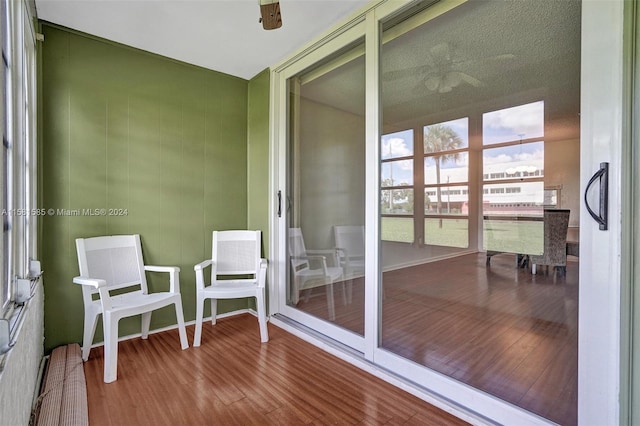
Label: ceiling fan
xmin=383 ymin=42 xmax=515 ymax=93
xmin=259 ymin=0 xmax=282 ymax=30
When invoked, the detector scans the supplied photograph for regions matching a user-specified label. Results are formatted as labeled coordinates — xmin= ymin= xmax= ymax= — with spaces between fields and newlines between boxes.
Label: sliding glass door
xmin=378 ymin=1 xmax=581 ymax=423
xmin=279 ymin=30 xmax=367 ymax=349
xmin=273 ymin=0 xmax=626 ymax=424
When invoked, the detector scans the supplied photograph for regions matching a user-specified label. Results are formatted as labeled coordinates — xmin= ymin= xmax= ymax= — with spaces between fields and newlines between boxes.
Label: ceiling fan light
xmin=425 ymin=77 xmax=440 ymax=91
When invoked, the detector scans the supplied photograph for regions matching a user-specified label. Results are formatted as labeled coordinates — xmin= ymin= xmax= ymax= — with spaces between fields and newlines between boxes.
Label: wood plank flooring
xmin=83 ymin=315 xmax=468 ymax=426
xmin=295 ymin=253 xmax=578 ymax=425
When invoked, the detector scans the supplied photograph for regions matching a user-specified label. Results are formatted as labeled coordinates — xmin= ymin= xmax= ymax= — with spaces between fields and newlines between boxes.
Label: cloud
xmin=483 ymin=101 xmax=544 ymax=138
xmin=381 ymin=137 xmax=412 ymax=158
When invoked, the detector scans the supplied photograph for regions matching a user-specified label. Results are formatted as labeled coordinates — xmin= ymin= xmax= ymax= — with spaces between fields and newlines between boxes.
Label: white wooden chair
xmin=74 ymin=234 xmax=188 ymax=383
xmin=289 ymin=228 xmax=343 ymax=320
xmin=193 ymin=230 xmax=268 ymax=346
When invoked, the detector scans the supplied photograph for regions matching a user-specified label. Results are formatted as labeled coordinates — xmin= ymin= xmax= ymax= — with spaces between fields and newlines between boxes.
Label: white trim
xmin=578 ymin=0 xmax=625 ymax=424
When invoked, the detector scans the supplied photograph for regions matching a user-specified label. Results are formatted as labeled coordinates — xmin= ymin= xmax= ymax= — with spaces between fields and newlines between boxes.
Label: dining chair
xmin=530 ymin=209 xmax=571 ymax=276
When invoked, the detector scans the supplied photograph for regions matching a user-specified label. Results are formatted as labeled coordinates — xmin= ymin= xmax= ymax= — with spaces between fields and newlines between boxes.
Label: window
xmin=381 ymin=129 xmax=414 ymax=243
xmin=0 ymin=0 xmax=37 ymax=311
xmin=380 ymin=118 xmax=469 ymax=247
xmin=482 ymin=101 xmax=545 ymax=254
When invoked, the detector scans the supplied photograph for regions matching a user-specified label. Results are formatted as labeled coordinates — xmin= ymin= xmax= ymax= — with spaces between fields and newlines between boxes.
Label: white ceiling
xmin=34 ymin=0 xmax=370 ymax=80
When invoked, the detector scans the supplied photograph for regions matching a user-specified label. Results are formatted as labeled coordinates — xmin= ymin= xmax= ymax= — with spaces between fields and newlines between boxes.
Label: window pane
xmin=482 ymin=181 xmax=544 ymax=216
xmin=381 ymin=217 xmax=413 ymax=243
xmin=424 ymin=152 xmax=468 ymax=185
xmin=381 ymin=189 xmax=414 ymax=214
xmin=483 ymin=218 xmax=543 ymax=255
xmin=424 ymin=218 xmax=468 ymax=248
xmin=483 ymin=141 xmax=544 ymax=181
xmin=482 ymin=101 xmax=544 ymax=145
xmin=381 ymin=159 xmax=413 ymax=186
xmin=424 ymin=117 xmax=468 ymax=151
xmin=381 ymin=129 xmax=413 ymax=160
xmin=425 ymin=185 xmax=467 ymax=215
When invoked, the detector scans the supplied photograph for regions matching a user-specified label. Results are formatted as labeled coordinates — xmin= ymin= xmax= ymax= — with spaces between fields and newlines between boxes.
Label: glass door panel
xmin=286 ymin=39 xmax=366 ymax=337
xmin=379 ymin=1 xmax=580 ymax=424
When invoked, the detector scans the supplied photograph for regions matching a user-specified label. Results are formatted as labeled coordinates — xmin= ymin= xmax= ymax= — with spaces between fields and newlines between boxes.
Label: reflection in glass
xmin=424 ymin=118 xmax=469 ymax=150
xmin=380 ymin=0 xmax=580 ymax=424
xmin=287 ymin=39 xmax=365 ymax=335
xmin=424 ymin=152 xmax=468 ymax=185
xmin=425 ymin=185 xmax=468 ymax=215
xmin=381 ymin=160 xmax=413 ymax=186
xmin=382 ymin=129 xmax=413 ymax=160
xmin=381 ymin=217 xmax=414 ymax=243
xmin=482 ymin=101 xmax=544 ymax=145
xmin=424 ymin=218 xmax=468 ymax=247
xmin=381 ymin=188 xmax=414 ymax=215
xmin=483 ymin=141 xmax=544 ymax=181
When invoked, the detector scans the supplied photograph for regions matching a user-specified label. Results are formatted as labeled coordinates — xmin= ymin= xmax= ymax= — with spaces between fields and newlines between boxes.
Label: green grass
xmin=381 ymin=217 xmax=543 ymax=254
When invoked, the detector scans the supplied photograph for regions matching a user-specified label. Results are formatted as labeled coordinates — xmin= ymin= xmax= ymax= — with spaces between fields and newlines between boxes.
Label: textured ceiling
xmin=34 ymin=0 xmax=369 ymax=80
xmin=301 ymin=0 xmax=581 ymax=133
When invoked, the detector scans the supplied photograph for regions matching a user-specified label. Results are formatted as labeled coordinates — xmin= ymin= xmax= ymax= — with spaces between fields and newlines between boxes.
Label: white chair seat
xmin=87 ymin=291 xmax=181 ymax=315
xmin=201 ymin=280 xmax=262 ymax=297
xmin=295 ymin=266 xmax=343 ymax=288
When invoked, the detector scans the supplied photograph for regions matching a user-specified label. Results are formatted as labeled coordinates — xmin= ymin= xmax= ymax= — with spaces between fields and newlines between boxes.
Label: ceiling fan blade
xmin=452 ymin=71 xmax=485 ymax=87
xmin=382 ymin=64 xmax=431 ymax=81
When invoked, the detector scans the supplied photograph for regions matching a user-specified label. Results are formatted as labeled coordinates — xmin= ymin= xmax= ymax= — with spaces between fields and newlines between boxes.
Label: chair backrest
xmin=334 ymin=225 xmax=365 ymax=259
xmin=542 ymin=209 xmax=570 ymax=263
xmin=211 ymin=230 xmax=261 ymax=278
xmin=288 ymin=228 xmax=310 ymax=273
xmin=76 ymin=235 xmax=147 ymax=305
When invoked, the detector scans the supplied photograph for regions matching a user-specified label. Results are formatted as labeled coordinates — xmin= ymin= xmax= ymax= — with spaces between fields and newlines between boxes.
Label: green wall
xmin=40 ymin=24 xmax=251 ymax=351
xmin=247 ymin=68 xmax=271 ymax=252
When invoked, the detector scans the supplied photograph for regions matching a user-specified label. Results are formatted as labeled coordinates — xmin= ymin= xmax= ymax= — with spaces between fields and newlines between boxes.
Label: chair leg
xmin=326 ymin=283 xmax=335 ymax=321
xmin=103 ymin=313 xmax=119 ymax=383
xmin=532 ymin=263 xmax=537 ymax=275
xmin=174 ymin=299 xmax=189 ymax=350
xmin=210 ymin=299 xmax=217 ymax=325
xmin=141 ymin=312 xmax=152 ymax=339
xmin=256 ymin=290 xmax=269 ymax=343
xmin=194 ymin=294 xmax=205 ymax=347
xmin=82 ymin=311 xmax=99 ymax=362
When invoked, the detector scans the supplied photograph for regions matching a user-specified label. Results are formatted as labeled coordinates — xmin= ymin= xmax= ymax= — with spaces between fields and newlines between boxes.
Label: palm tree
xmin=424 ymin=124 xmax=463 ymax=227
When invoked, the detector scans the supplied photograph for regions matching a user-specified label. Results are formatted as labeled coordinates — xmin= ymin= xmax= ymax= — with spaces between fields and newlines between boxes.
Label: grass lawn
xmin=381 ymin=217 xmax=543 ymax=254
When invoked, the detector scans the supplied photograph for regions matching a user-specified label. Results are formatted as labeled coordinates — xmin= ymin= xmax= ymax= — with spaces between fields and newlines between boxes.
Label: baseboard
xmin=382 ymin=249 xmax=477 ymax=272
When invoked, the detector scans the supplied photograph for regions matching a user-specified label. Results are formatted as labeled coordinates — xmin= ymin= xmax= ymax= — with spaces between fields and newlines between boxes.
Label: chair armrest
xmin=258 ymin=258 xmax=268 ymax=288
xmin=144 ymin=265 xmax=181 ymax=293
xmin=145 ymin=265 xmax=180 ymax=273
xmin=73 ymin=277 xmax=112 ymax=310
xmin=290 ymin=255 xmax=329 ymax=273
xmin=73 ymin=276 xmax=106 ymax=288
xmin=194 ymin=259 xmax=213 ymax=271
xmin=194 ymin=259 xmax=213 ymax=290
xmin=307 ymin=249 xmax=339 ymax=267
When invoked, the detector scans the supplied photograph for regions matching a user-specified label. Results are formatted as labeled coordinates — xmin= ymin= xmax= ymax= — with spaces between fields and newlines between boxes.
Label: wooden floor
xmin=84 ymin=314 xmax=468 ymax=426
xmin=296 ymin=253 xmax=578 ymax=425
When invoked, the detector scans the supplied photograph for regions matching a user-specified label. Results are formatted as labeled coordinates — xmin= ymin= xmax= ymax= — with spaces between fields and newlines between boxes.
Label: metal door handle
xmin=584 ymin=162 xmax=608 ymax=230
